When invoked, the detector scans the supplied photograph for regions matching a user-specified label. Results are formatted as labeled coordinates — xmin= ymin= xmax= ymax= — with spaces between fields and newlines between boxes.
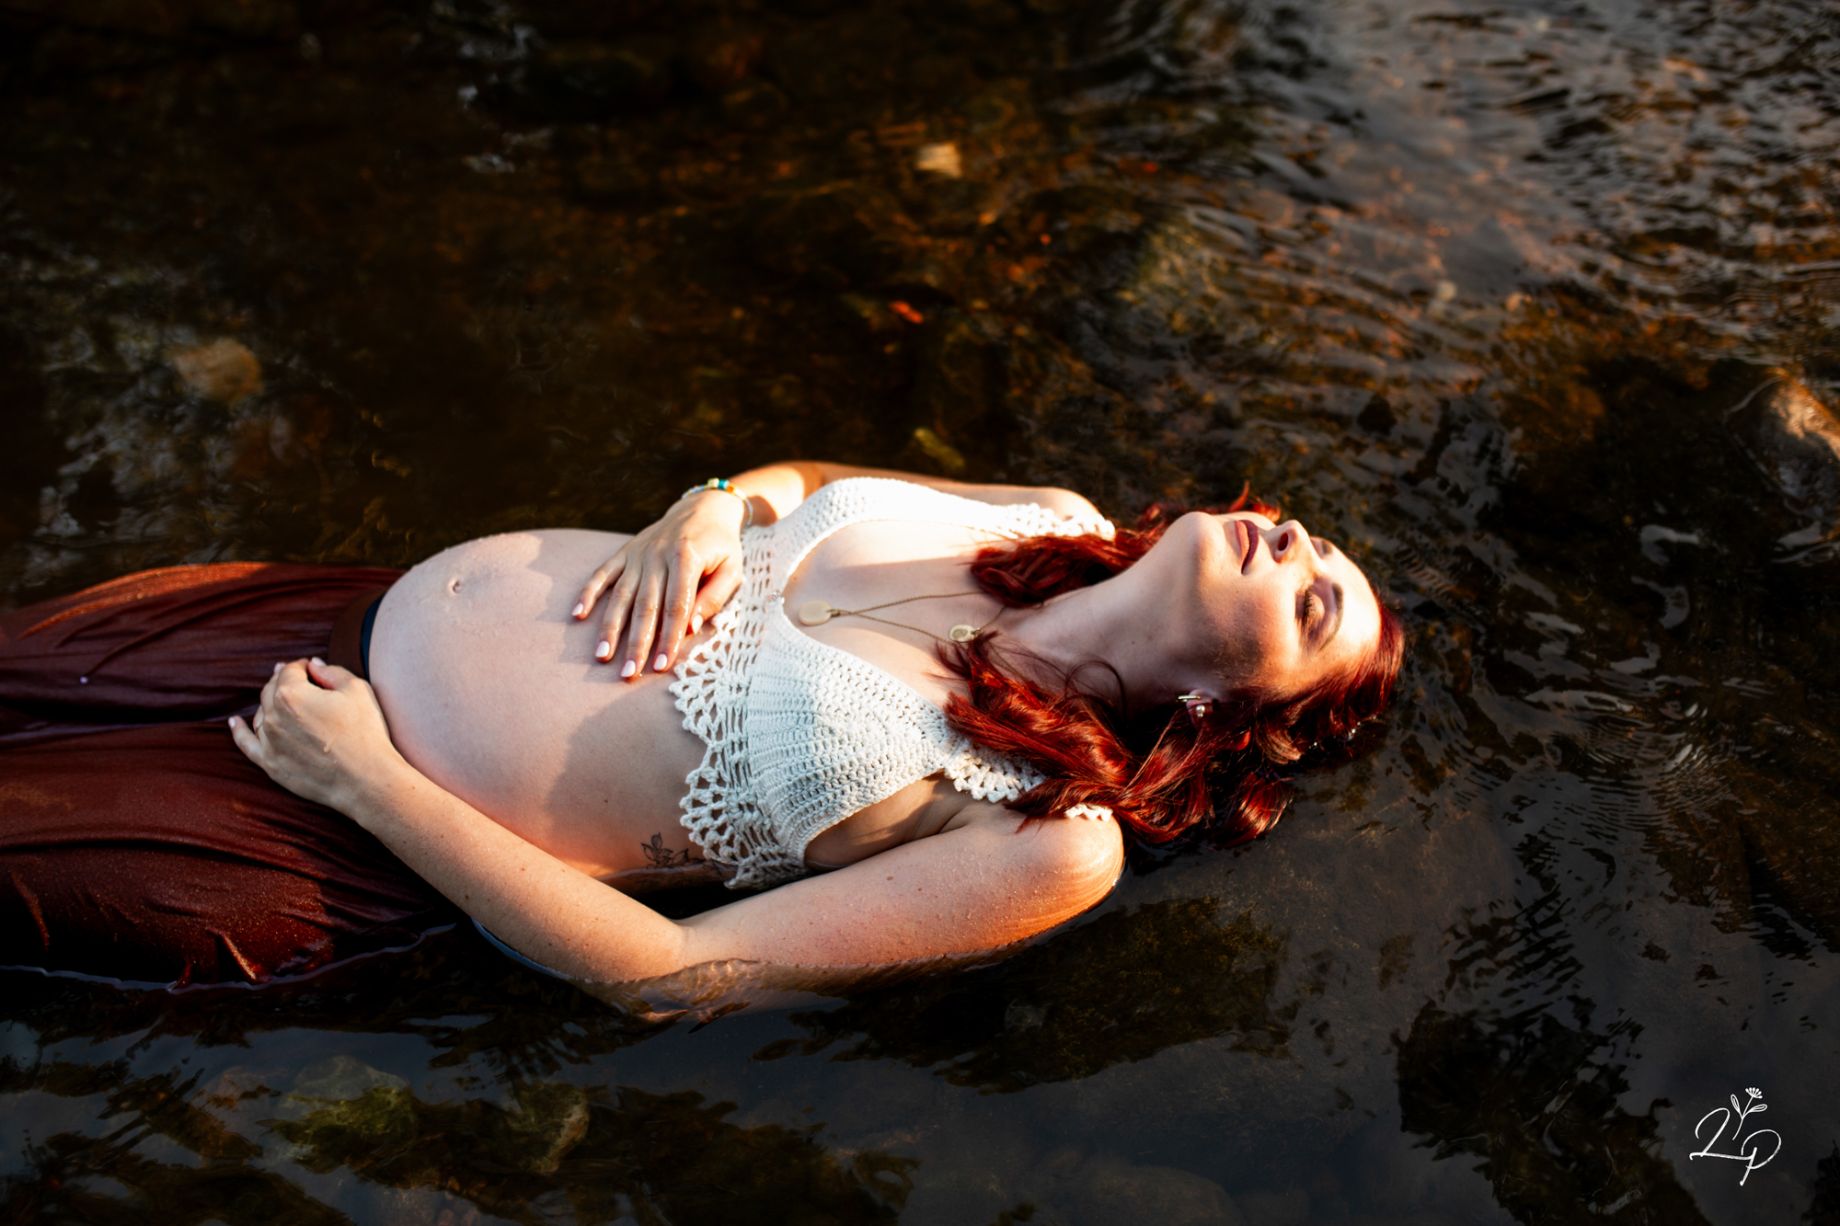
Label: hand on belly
xmin=367 ymin=529 xmax=710 ymax=875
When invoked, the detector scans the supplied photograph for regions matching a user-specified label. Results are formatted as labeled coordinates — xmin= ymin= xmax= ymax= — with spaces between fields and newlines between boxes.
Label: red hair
xmin=938 ymin=490 xmax=1406 ymax=849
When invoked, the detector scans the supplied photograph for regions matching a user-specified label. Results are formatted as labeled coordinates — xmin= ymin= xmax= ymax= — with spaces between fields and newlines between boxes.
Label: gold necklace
xmin=793 ymin=590 xmax=1004 ymax=645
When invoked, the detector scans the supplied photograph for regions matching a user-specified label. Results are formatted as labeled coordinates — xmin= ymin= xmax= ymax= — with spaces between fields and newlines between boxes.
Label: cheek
xmin=1209 ymin=594 xmax=1292 ymax=685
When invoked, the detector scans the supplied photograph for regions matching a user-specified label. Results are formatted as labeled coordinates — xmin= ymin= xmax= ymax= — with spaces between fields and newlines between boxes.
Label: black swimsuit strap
xmin=357 ymin=593 xmax=383 ymax=678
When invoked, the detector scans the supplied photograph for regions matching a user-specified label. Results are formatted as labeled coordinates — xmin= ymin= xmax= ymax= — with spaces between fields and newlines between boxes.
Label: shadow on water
xmin=4 ymin=930 xmax=664 ymax=1072
xmin=757 ymin=898 xmax=1294 ymax=1093
xmin=3 ymin=0 xmax=1840 ymax=1220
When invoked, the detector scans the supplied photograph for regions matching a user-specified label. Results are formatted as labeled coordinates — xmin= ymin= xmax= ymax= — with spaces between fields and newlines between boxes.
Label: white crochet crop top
xmin=667 ymin=476 xmax=1117 ymax=888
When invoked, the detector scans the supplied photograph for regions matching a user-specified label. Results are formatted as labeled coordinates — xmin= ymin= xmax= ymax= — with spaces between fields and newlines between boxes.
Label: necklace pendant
xmin=948 ymin=623 xmax=978 ymax=643
xmin=795 ymin=599 xmax=835 ymax=627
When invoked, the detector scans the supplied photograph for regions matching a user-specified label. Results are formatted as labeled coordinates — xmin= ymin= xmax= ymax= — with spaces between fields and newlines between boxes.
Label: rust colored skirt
xmin=0 ymin=563 xmax=453 ymax=987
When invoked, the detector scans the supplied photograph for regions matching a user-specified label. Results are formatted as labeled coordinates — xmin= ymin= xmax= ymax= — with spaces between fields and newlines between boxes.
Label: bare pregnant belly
xmin=366 ymin=529 xmax=711 ymax=878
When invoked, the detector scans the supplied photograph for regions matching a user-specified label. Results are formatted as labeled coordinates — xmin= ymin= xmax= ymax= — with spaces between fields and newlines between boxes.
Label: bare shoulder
xmin=944 ymin=801 xmax=1126 ymax=902
xmin=1022 ymin=485 xmax=1105 ymax=521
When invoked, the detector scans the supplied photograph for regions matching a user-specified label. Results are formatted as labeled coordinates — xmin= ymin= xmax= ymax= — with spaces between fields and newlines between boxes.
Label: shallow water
xmin=4 ymin=0 xmax=1839 ymax=1221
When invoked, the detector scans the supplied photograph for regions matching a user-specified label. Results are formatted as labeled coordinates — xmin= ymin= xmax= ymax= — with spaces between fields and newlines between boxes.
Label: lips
xmin=1238 ymin=520 xmax=1259 ymax=574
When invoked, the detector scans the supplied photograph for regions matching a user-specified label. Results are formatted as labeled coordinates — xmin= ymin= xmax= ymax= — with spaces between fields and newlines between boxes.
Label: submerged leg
xmin=0 ymin=563 xmax=447 ymax=985
xmin=0 ymin=720 xmax=451 ymax=984
xmin=0 ymin=561 xmax=400 ymax=738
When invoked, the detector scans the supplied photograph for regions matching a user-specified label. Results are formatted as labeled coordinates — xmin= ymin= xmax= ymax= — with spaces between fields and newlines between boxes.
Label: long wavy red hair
xmin=938 ymin=490 xmax=1405 ymax=849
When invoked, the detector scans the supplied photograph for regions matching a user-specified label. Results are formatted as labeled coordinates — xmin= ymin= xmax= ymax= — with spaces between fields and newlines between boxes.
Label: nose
xmin=1273 ymin=520 xmax=1314 ymax=564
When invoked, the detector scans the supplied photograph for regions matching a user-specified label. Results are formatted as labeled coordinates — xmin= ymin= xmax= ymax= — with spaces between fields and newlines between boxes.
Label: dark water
xmin=4 ymin=0 xmax=1840 ymax=1221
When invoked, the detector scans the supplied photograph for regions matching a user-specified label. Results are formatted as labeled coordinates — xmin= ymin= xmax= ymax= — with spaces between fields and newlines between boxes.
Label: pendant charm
xmin=948 ymin=623 xmax=978 ymax=643
xmin=796 ymin=600 xmax=834 ymax=627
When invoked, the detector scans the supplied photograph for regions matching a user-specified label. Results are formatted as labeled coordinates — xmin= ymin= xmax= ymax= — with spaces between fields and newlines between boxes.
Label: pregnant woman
xmin=0 ymin=460 xmax=1402 ymax=991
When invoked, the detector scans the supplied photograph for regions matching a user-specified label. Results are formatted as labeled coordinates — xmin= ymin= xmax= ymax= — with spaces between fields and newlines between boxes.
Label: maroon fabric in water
xmin=0 ymin=563 xmax=453 ymax=986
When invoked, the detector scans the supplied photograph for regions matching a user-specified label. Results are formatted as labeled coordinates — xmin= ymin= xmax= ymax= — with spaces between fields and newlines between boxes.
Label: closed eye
xmin=1298 ymin=587 xmax=1325 ymax=637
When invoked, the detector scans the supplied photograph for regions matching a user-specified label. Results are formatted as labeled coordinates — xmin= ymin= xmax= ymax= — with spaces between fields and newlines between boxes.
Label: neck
xmin=998 ymin=577 xmax=1177 ymax=712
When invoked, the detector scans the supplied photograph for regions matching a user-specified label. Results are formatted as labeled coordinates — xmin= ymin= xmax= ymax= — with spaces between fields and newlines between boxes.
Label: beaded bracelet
xmin=680 ymin=477 xmax=754 ymax=528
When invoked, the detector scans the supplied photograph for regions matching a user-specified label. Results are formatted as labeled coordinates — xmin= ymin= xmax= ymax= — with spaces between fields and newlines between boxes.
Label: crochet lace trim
xmin=669 ymin=478 xmax=1114 ymax=888
xmin=670 ymin=528 xmax=795 ymax=887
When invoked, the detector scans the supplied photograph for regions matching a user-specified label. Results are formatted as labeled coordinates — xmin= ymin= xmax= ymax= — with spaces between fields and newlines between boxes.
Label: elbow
xmin=782 ymin=459 xmax=832 ymax=498
xmin=640 ymin=916 xmax=696 ymax=983
xmin=1025 ymin=815 xmax=1126 ymax=922
xmin=1039 ymin=486 xmax=1103 ymax=521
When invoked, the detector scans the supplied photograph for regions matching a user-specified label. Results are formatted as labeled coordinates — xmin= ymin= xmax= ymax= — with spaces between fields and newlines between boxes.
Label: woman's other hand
xmin=572 ymin=490 xmax=747 ymax=679
xmin=229 ymin=658 xmax=403 ymax=815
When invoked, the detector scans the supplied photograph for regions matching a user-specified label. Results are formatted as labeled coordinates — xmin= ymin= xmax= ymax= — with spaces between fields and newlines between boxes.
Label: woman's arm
xmin=230 ymin=661 xmax=1124 ymax=987
xmin=578 ymin=460 xmax=1104 ymax=680
xmin=346 ymin=765 xmax=1122 ymax=984
xmin=723 ymin=459 xmax=1102 ymax=527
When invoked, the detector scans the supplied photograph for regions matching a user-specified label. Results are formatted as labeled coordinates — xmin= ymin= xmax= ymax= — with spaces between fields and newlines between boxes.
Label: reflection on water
xmin=12 ymin=1045 xmax=914 ymax=1223
xmin=271 ymin=1076 xmax=915 ymax=1223
xmin=3 ymin=0 xmax=1839 ymax=1220
xmin=1395 ymin=1002 xmax=1705 ymax=1223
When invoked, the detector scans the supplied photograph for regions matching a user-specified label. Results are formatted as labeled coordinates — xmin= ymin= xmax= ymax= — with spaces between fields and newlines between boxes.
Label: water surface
xmin=3 ymin=0 xmax=1839 ymax=1221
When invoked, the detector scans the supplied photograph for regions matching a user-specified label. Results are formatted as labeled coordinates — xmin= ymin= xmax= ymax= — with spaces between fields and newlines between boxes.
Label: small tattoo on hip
xmin=641 ymin=832 xmax=693 ymax=868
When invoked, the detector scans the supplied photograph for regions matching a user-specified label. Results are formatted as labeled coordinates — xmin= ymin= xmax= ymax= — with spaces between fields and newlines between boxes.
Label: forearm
xmin=344 ymin=760 xmax=689 ymax=984
xmin=721 ymin=459 xmax=1066 ymax=525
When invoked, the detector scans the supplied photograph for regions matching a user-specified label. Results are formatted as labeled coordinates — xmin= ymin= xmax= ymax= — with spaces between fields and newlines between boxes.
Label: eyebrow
xmin=1319 ymin=581 xmax=1344 ymax=650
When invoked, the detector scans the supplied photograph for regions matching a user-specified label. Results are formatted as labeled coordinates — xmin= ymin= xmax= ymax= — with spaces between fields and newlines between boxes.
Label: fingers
xmin=598 ymin=562 xmax=644 ymax=671
xmin=596 ymin=552 xmax=742 ymax=677
xmin=692 ymin=555 xmax=743 ymax=629
xmin=259 ymin=660 xmax=283 ymax=712
xmin=575 ymin=554 xmax=628 ymax=624
xmin=306 ymin=656 xmax=354 ymax=690
xmin=274 ymin=658 xmax=311 ymax=698
xmin=651 ymin=548 xmax=699 ymax=675
xmin=583 ymin=519 xmax=744 ymax=674
xmin=228 ymin=712 xmax=263 ymax=761
xmin=617 ymin=562 xmax=670 ymax=681
xmin=232 ymin=662 xmax=296 ymax=763
xmin=257 ymin=659 xmax=313 ymax=725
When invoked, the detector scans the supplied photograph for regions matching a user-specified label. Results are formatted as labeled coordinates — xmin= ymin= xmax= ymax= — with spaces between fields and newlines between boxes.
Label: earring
xmin=1177 ymin=690 xmax=1212 ymax=724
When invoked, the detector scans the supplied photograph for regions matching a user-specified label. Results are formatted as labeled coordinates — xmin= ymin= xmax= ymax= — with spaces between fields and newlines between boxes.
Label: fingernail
xmin=310 ymin=656 xmax=325 ymax=667
xmin=653 ymin=653 xmax=669 ymax=672
xmin=227 ymin=715 xmax=238 ymax=727
xmin=620 ymin=659 xmax=637 ymax=678
xmin=273 ymin=662 xmax=282 ymax=674
xmin=691 ymin=614 xmax=702 ymax=634
xmin=572 ymin=602 xmax=585 ymax=619
xmin=595 ymin=640 xmax=613 ymax=661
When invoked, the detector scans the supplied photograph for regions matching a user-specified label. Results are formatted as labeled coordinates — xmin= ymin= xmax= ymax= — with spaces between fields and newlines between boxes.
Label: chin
xmin=1189 ymin=510 xmax=1231 ymax=566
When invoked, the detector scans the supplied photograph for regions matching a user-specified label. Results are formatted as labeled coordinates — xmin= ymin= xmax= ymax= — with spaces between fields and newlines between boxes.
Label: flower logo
xmin=1690 ymin=1086 xmax=1780 ymax=1187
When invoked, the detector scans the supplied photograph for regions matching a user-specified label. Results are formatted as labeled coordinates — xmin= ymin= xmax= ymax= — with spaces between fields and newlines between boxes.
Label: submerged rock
xmin=1734 ymin=372 xmax=1840 ymax=544
xmin=521 ymin=37 xmax=677 ymax=117
xmin=286 ymin=1053 xmax=409 ymax=1102
xmin=913 ymin=141 xmax=962 ymax=178
xmin=273 ymin=1055 xmax=417 ymax=1164
xmin=908 ymin=425 xmax=967 ymax=474
xmin=491 ymin=1082 xmax=593 ymax=1176
xmin=1026 ymin=1148 xmax=1245 ymax=1226
xmin=169 ymin=337 xmax=263 ymax=406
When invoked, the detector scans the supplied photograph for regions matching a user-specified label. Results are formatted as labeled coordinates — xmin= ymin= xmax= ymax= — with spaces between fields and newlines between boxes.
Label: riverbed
xmin=3 ymin=1 xmax=1837 ymax=1221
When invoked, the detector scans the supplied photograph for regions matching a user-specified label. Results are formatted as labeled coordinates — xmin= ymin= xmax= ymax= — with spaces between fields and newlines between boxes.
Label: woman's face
xmin=1163 ymin=509 xmax=1384 ymax=701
